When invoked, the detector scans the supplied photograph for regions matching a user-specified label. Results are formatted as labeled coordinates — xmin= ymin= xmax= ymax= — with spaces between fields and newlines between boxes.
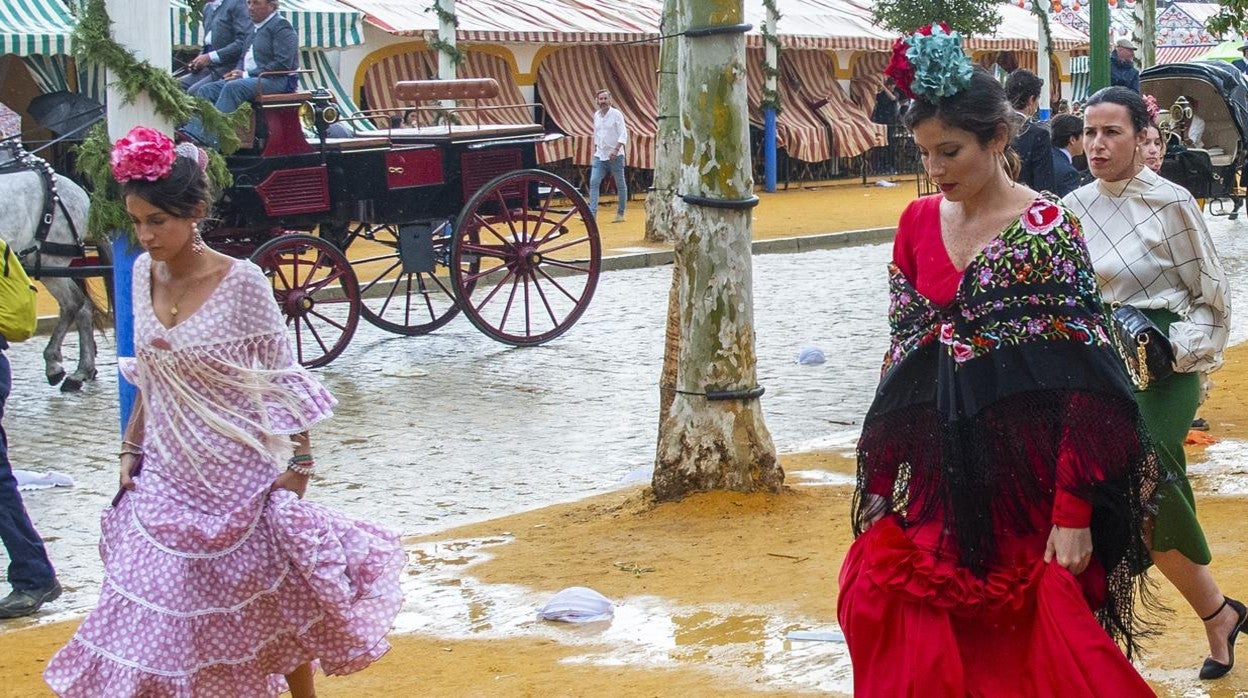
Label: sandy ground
xmin=1 ymin=348 xmax=1246 ymax=696
xmin=11 ymin=177 xmax=1247 ymax=696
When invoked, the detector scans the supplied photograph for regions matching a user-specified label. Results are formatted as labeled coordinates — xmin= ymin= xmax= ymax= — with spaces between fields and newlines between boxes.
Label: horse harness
xmin=0 ymin=147 xmax=85 ymax=278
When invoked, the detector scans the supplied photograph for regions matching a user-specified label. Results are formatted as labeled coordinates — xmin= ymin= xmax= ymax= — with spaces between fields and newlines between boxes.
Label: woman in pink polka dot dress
xmin=44 ymin=129 xmax=405 ymax=697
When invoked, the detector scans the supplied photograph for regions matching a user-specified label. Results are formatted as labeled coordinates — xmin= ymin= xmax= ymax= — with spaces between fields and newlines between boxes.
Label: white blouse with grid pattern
xmin=1063 ymin=166 xmax=1230 ymax=374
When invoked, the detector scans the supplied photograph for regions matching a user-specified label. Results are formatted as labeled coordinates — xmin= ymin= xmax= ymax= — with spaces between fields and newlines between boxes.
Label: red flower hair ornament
xmin=110 ymin=126 xmax=177 ymax=184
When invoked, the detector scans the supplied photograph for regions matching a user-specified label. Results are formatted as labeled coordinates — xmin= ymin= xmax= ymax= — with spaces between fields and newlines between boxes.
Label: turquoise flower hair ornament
xmin=884 ymin=23 xmax=974 ymax=103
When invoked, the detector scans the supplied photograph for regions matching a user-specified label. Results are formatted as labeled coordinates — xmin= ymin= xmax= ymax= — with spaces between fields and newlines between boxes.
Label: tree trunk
xmin=652 ymin=0 xmax=781 ymax=501
xmin=644 ymin=0 xmax=681 ymax=243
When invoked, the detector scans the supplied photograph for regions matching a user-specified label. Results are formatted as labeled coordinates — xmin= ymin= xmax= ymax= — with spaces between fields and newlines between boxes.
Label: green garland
xmin=426 ymin=1 xmax=464 ymax=68
xmin=760 ymin=0 xmax=782 ymax=114
xmin=72 ymin=0 xmax=248 ymax=240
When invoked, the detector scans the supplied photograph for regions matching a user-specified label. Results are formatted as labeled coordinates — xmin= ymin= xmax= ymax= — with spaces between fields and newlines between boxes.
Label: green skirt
xmin=1130 ymin=308 xmax=1211 ymax=565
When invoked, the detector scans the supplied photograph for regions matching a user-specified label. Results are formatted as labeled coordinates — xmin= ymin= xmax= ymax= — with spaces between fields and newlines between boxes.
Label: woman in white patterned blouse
xmin=1064 ymin=86 xmax=1238 ymax=681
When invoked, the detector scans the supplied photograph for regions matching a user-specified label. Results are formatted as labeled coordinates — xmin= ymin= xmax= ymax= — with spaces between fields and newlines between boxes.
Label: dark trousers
xmin=0 ymin=352 xmax=55 ymax=591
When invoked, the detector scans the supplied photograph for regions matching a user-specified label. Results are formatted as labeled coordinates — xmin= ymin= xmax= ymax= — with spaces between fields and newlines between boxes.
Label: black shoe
xmin=1230 ymin=212 xmax=1239 ymax=221
xmin=0 ymin=579 xmax=62 ymax=619
xmin=1192 ymin=417 xmax=1210 ymax=431
xmin=1200 ymin=597 xmax=1248 ymax=680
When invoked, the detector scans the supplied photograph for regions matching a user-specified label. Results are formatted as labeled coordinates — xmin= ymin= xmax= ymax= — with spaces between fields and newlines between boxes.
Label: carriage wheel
xmin=250 ymin=234 xmax=360 ymax=368
xmin=450 ymin=169 xmax=601 ymax=346
xmin=345 ymin=222 xmax=478 ymax=335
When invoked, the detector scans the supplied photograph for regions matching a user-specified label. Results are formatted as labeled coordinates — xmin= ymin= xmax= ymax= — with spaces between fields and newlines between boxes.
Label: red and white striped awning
xmin=362 ymin=49 xmax=533 ymax=126
xmin=534 ymin=46 xmax=657 ymax=169
xmin=745 ymin=48 xmax=833 ymax=164
xmin=782 ymin=49 xmax=883 ymax=158
xmin=1155 ymin=44 xmax=1216 ymax=65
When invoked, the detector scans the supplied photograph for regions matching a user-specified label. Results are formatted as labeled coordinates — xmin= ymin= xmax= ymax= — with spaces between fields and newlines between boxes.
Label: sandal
xmin=1200 ymin=597 xmax=1248 ymax=680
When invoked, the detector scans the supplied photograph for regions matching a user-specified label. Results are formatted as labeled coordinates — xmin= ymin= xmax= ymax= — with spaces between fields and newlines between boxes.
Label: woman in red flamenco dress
xmin=838 ymin=28 xmax=1159 ymax=698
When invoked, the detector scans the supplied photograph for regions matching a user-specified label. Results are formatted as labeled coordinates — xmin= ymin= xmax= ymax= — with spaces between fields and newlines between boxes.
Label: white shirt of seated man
xmin=1187 ymin=113 xmax=1206 ymax=150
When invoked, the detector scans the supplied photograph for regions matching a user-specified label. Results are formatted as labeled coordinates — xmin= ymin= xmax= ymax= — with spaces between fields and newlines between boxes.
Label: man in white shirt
xmin=588 ymin=89 xmax=628 ymax=223
xmin=1183 ymin=96 xmax=1206 ymax=150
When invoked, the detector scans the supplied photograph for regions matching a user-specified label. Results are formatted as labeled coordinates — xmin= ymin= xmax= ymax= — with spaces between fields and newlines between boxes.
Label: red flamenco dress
xmin=837 ymin=195 xmax=1158 ymax=697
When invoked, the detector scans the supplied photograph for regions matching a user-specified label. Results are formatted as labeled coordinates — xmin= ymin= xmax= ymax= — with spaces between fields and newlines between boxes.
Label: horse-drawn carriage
xmin=209 ymin=77 xmax=602 ymax=367
xmin=1141 ymin=60 xmax=1248 ymax=215
xmin=5 ymin=76 xmax=603 ymax=379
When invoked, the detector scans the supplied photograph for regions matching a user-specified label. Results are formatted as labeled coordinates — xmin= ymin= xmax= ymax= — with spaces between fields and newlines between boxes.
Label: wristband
xmin=287 ymin=461 xmax=316 ymax=476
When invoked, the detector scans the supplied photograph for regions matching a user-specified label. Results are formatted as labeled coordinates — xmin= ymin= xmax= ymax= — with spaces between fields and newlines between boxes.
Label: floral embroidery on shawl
xmin=882 ymin=196 xmax=1114 ymax=373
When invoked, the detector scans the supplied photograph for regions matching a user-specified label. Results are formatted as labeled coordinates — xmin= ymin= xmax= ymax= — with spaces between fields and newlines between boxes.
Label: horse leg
xmin=40 ymin=278 xmax=80 ymax=387
xmin=60 ymin=286 xmax=98 ymax=392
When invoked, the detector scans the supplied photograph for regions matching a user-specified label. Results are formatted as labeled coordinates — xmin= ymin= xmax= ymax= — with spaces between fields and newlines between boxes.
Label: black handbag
xmin=1110 ymin=305 xmax=1175 ymax=390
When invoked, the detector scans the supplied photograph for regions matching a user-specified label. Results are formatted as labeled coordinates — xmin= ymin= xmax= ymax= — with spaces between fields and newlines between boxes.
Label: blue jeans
xmin=588 ymin=155 xmax=627 ymax=217
xmin=183 ymin=75 xmax=290 ymax=147
xmin=0 ymin=352 xmax=56 ymax=592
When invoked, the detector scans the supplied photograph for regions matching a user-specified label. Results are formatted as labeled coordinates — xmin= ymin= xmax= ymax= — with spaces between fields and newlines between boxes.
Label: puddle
xmin=1187 ymin=439 xmax=1248 ymax=495
xmin=788 ymin=469 xmax=856 ymax=487
xmin=395 ymin=537 xmax=853 ymax=694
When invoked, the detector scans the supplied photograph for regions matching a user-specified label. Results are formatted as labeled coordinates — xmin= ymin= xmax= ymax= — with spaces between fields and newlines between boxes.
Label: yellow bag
xmin=0 ymin=241 xmax=37 ymax=342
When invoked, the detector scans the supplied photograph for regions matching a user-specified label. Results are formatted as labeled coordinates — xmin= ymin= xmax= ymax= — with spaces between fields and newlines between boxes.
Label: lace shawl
xmin=854 ymin=197 xmax=1159 ymax=653
xmin=119 ymin=255 xmax=336 ymax=491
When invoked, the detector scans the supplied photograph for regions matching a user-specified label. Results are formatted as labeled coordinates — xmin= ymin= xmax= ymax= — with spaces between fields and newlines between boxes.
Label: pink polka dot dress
xmin=44 ymin=254 xmax=405 ymax=697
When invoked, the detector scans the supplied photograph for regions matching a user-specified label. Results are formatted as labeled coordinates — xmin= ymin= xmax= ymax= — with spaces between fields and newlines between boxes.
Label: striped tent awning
xmin=535 ymin=45 xmax=657 ymax=169
xmin=173 ymin=0 xmax=364 ymax=49
xmin=782 ymin=49 xmax=882 ymax=158
xmin=745 ymin=48 xmax=832 ymax=164
xmin=362 ymin=49 xmax=532 ymax=127
xmin=0 ymin=0 xmax=75 ymax=56
xmin=1156 ymin=44 xmax=1216 ymax=65
xmin=344 ymin=0 xmax=660 ymax=43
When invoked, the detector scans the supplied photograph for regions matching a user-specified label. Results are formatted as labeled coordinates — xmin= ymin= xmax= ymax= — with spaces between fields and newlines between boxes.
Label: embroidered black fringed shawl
xmin=853 ymin=196 xmax=1159 ymax=654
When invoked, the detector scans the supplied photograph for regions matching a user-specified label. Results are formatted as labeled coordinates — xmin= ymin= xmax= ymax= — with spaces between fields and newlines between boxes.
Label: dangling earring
xmin=191 ymin=222 xmax=206 ymax=255
xmin=1001 ymin=152 xmax=1016 ymax=188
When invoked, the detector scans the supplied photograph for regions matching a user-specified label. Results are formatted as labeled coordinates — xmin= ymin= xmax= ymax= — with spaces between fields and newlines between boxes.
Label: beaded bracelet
xmin=287 ymin=454 xmax=315 ymax=476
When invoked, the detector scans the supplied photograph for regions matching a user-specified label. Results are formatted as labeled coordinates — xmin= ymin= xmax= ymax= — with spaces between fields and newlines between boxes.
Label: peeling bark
xmin=644 ymin=0 xmax=681 ymax=243
xmin=652 ymin=0 xmax=781 ymax=501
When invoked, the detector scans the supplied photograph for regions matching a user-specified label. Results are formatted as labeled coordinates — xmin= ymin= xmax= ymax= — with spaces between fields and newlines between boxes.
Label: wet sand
xmin=2 ymin=345 xmax=1246 ymax=696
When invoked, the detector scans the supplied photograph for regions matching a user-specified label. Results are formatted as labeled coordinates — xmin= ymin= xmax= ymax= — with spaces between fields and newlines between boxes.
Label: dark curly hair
xmin=120 ymin=155 xmax=212 ymax=219
xmin=1004 ymin=69 xmax=1044 ymax=111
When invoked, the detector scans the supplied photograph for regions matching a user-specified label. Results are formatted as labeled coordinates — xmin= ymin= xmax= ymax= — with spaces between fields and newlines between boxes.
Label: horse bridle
xmin=0 ymin=144 xmax=85 ymax=279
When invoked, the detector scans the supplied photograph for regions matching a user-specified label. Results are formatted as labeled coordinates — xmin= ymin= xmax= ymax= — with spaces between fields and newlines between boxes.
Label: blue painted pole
xmin=764 ymin=107 xmax=777 ymax=193
xmin=111 ymin=235 xmax=138 ymax=433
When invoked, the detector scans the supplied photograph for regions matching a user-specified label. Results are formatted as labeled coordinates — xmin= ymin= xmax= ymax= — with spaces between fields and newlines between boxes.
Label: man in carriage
xmin=180 ymin=0 xmax=252 ymax=96
xmin=180 ymin=0 xmax=298 ymax=148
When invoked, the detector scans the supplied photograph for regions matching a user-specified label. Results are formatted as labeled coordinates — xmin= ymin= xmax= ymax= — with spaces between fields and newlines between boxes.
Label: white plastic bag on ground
xmin=537 ymin=586 xmax=614 ymax=623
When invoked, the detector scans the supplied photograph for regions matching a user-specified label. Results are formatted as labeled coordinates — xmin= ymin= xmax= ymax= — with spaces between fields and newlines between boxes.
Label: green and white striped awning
xmin=0 ymin=0 xmax=75 ymax=56
xmin=172 ymin=0 xmax=364 ymax=50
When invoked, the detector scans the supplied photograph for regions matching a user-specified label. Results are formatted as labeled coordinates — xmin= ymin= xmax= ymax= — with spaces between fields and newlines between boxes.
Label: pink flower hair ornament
xmin=110 ymin=126 xmax=177 ymax=184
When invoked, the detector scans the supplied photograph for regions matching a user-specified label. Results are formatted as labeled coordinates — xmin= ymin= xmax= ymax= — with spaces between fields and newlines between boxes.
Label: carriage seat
xmin=319 ymin=137 xmax=389 ymax=150
xmin=1197 ymin=118 xmax=1238 ymax=167
xmin=387 ymin=123 xmax=544 ymax=143
xmin=255 ymin=90 xmax=313 ymax=105
xmin=394 ymin=79 xmax=500 ymax=102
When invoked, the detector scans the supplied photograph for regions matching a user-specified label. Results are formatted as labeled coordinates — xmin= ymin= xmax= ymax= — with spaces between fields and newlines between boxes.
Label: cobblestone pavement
xmin=4 ymin=214 xmax=1247 ymax=617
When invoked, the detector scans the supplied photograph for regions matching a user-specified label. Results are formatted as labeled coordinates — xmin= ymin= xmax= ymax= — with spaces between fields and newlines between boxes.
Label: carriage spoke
xmin=471 ymin=214 xmax=516 ymax=246
xmin=474 ymin=269 xmax=516 ymax=312
xmin=459 ymin=243 xmax=511 ymax=259
xmin=462 ymin=262 xmax=509 ymax=284
xmin=358 ymin=260 xmax=403 ymax=295
xmin=540 ymin=258 xmax=592 ymax=274
xmin=533 ymin=209 xmax=579 ymax=246
xmin=300 ymin=315 xmax=331 ymax=355
xmin=529 ymin=182 xmax=557 ymax=243
xmin=491 ymin=187 xmax=522 ymax=241
xmin=495 ymin=273 xmax=522 ymax=332
xmin=352 ymin=252 xmax=401 ymax=266
xmin=307 ymin=307 xmax=348 ymax=331
xmin=529 ymin=270 xmax=559 ymax=327
xmin=535 ymin=267 xmax=582 ymax=304
xmin=537 ymin=235 xmax=591 ymax=255
xmin=305 ymin=266 xmax=348 ymax=295
xmin=522 ymin=271 xmax=533 ymax=335
xmin=374 ymin=269 xmax=405 ymax=317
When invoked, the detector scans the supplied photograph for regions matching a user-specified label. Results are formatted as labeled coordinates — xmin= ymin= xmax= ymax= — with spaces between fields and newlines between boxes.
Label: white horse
xmin=0 ymin=145 xmax=102 ymax=391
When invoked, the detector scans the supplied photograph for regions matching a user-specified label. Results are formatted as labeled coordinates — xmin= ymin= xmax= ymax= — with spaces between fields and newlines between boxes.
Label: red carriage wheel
xmin=250 ymin=234 xmax=360 ymax=368
xmin=345 ymin=222 xmax=477 ymax=335
xmin=450 ymin=169 xmax=601 ymax=345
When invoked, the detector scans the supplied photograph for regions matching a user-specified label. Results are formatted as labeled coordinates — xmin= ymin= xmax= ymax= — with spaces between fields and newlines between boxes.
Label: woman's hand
xmin=859 ymin=493 xmax=888 ymax=532
xmin=270 ymin=470 xmax=310 ymax=499
xmin=1044 ymin=525 xmax=1093 ymax=575
xmin=290 ymin=432 xmax=312 ymax=457
xmin=119 ymin=453 xmax=141 ymax=492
